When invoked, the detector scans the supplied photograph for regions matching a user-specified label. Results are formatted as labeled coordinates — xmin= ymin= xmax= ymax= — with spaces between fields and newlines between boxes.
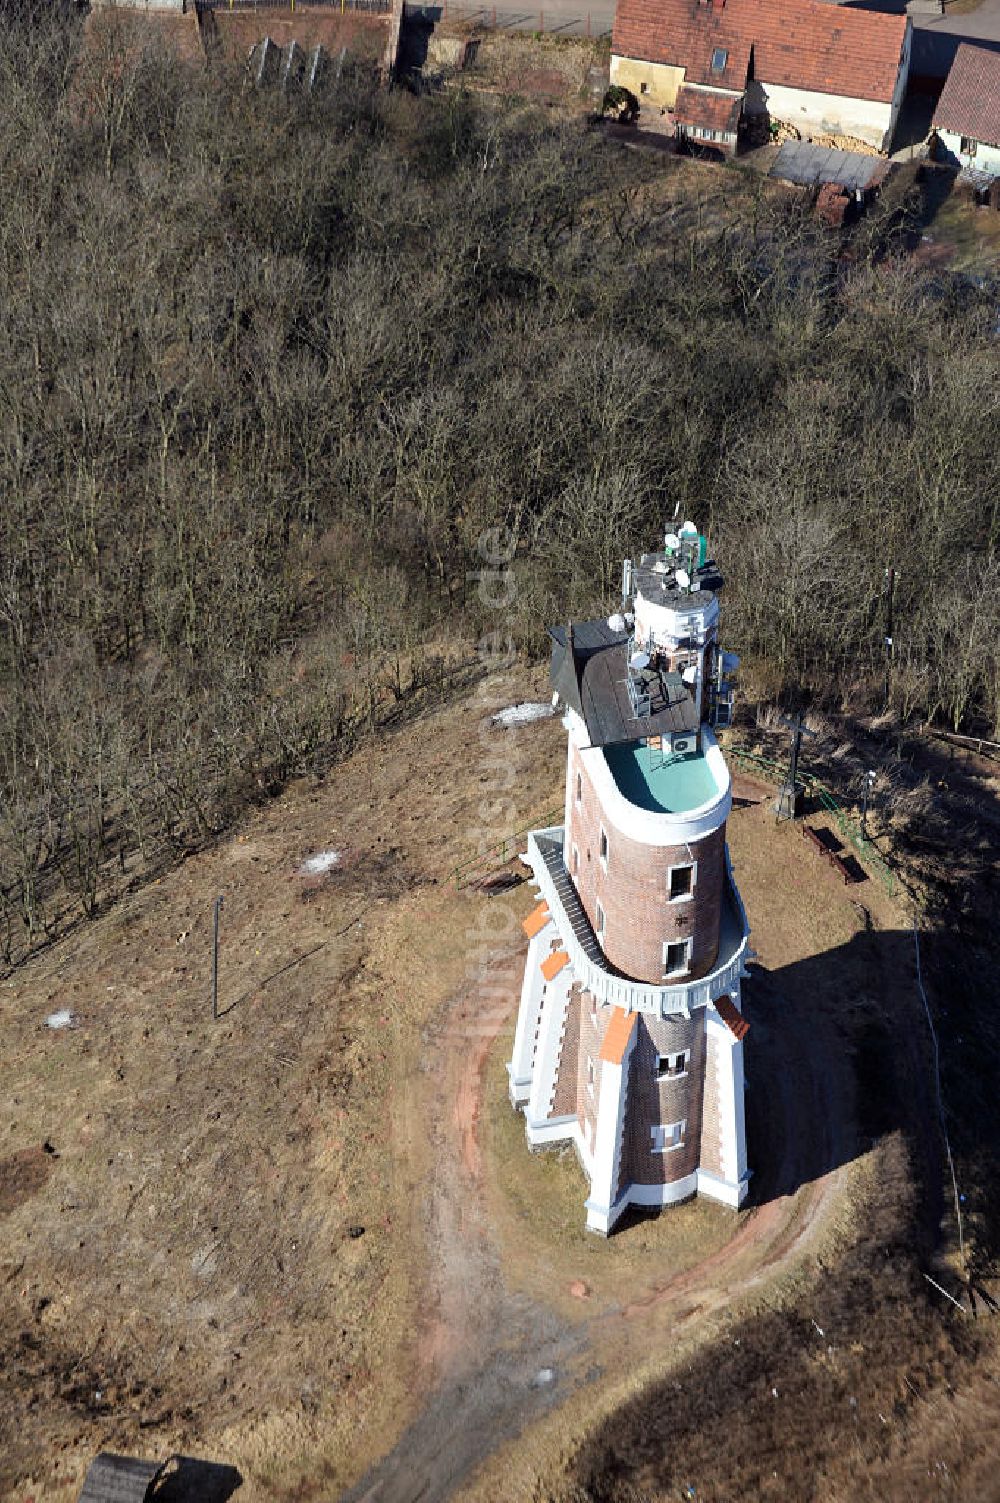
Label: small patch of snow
xmin=45 ymin=1009 xmax=75 ymax=1030
xmin=491 ymin=702 xmax=554 ymax=728
xmin=299 ymin=850 xmax=342 ymax=876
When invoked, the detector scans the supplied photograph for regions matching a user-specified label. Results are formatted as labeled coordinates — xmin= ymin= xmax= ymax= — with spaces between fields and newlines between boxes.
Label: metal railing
xmin=402 ymin=0 xmax=613 ymax=33
xmin=201 ymin=0 xmax=391 ymax=13
xmin=527 ymin=826 xmax=751 ymax=1019
xmin=451 ymin=806 xmax=563 ymax=888
xmin=729 ymin=747 xmax=897 ymax=896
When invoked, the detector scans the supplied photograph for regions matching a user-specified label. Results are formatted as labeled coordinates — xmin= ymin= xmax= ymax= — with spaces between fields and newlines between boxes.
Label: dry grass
xmin=483 ymin=1027 xmax=735 ymax=1318
xmin=0 ymin=662 xmax=565 ymax=1503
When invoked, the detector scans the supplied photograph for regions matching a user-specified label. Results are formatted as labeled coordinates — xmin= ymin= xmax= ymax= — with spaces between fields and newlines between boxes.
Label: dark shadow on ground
xmin=742 ymin=924 xmax=929 ymax=1209
xmin=154 ymin=1456 xmax=243 ymax=1502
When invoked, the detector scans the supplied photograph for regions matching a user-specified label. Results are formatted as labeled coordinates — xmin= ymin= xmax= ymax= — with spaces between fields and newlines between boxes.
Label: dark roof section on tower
xmin=549 ymin=623 xmax=700 ymax=747
xmin=78 ymin=1454 xmax=165 ymax=1503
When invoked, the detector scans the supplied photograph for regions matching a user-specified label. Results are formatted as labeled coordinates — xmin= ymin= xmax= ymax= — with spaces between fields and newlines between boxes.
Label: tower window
xmin=587 ymin=1056 xmax=595 ymax=1093
xmin=651 ymin=1120 xmax=686 ymax=1152
xmin=656 ymin=1051 xmax=690 ymax=1080
xmin=663 ymin=939 xmax=691 ymax=978
xmin=711 ymin=47 xmax=728 ymax=72
xmin=596 ymin=900 xmax=606 ymax=941
xmin=572 ymin=844 xmax=580 ymax=876
xmin=576 ymin=771 xmax=582 ymax=804
xmin=669 ymin=862 xmax=695 ymax=900
xmin=599 ymin=827 xmax=609 ymax=868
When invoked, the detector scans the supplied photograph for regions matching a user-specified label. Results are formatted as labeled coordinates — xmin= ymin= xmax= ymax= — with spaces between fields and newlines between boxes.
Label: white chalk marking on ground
xmin=491 ymin=703 xmax=555 ymax=727
xmin=299 ymin=850 xmax=342 ymax=876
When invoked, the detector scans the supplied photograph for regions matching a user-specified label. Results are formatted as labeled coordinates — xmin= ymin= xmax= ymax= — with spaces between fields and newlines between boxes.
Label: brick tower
xmin=508 ymin=524 xmax=751 ymax=1234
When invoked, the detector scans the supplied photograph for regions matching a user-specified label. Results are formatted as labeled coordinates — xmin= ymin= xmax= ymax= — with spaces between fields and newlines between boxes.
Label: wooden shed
xmin=78 ymin=1453 xmax=165 ymax=1503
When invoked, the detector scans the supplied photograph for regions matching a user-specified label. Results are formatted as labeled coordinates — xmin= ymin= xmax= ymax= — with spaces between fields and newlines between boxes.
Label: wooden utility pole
xmin=775 ymin=712 xmax=816 ymax=821
xmin=884 ymin=566 xmax=896 ymax=710
xmin=212 ymin=895 xmax=224 ymax=1021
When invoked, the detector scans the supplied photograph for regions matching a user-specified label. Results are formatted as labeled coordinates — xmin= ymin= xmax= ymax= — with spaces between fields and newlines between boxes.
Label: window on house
xmin=663 ymin=938 xmax=691 ymax=977
xmin=656 ymin=1051 xmax=690 ymax=1080
xmin=590 ymin=992 xmax=598 ymax=1017
xmin=711 ymin=46 xmax=727 ymax=72
xmin=596 ymin=900 xmax=606 ymax=940
xmin=576 ymin=771 xmax=582 ymax=803
xmin=599 ymin=827 xmax=609 ymax=868
xmin=572 ymin=844 xmax=580 ymax=876
xmin=961 ymin=135 xmax=978 ymax=156
xmin=640 ymin=81 xmax=649 ymax=94
xmin=587 ymin=1056 xmax=595 ymax=1093
xmin=669 ymin=863 xmax=694 ymax=900
xmin=651 ymin=1120 xmax=686 ymax=1153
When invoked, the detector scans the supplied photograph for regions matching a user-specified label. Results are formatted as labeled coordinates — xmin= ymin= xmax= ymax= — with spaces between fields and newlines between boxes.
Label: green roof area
xmin=604 ymin=741 xmax=719 ymax=815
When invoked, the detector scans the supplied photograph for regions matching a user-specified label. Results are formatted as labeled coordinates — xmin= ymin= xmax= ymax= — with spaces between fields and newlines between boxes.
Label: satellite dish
xmin=664 ymin=532 xmax=680 ymax=551
xmin=607 ymin=612 xmax=625 ymax=632
xmin=675 ymin=568 xmax=690 ymax=590
xmin=630 ymin=650 xmax=650 ymax=672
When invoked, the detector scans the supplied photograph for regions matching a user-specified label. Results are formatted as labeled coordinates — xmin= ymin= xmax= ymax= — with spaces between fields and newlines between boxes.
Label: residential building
xmin=610 ymin=0 xmax=912 ymax=153
xmin=933 ymin=42 xmax=1000 ymax=182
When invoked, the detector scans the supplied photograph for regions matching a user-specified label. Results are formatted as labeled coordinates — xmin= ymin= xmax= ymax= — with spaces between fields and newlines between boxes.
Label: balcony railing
xmin=526 ymin=826 xmax=750 ymax=1020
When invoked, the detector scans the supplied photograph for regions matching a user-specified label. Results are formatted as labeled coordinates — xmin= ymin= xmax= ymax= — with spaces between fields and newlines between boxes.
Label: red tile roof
xmin=715 ymin=994 xmax=750 ymax=1041
xmin=674 ymin=84 xmax=742 ymax=132
xmin=934 ymin=42 xmax=1000 ymax=150
xmin=613 ymin=0 xmax=908 ymax=105
xmin=599 ymin=1007 xmax=638 ymax=1065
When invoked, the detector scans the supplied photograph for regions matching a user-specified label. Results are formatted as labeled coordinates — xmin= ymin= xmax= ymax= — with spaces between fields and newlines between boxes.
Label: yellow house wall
xmin=610 ymin=55 xmax=686 ymax=109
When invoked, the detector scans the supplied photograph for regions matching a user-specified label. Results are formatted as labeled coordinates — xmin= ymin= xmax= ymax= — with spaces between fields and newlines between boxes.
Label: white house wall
xmin=749 ymin=80 xmax=894 ymax=148
xmin=937 ymin=127 xmax=1000 ymax=175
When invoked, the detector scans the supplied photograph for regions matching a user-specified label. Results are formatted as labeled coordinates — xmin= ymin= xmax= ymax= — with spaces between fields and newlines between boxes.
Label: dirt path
xmin=342 ymin=893 xmax=858 ymax=1503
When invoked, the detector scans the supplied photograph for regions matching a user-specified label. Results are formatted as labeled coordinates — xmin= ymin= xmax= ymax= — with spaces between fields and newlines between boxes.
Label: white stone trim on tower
xmin=585 ymin=1021 xmax=638 ymax=1236
xmin=525 ymin=959 xmax=575 ymax=1137
xmin=565 ymin=708 xmax=732 ymax=847
xmin=696 ymin=1000 xmax=749 ymax=1209
xmin=507 ymin=922 xmax=556 ymax=1106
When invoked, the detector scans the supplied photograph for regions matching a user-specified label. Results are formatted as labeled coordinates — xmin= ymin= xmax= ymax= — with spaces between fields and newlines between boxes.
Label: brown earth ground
xmin=1 ymin=658 xmax=922 ymax=1502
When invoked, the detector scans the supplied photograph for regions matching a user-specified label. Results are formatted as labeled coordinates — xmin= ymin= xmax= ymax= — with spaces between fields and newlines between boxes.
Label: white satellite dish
xmin=664 ymin=532 xmax=680 ymax=551
xmin=675 ymin=568 xmax=690 ymax=591
xmin=607 ymin=612 xmax=625 ymax=632
xmin=630 ymin=650 xmax=650 ymax=671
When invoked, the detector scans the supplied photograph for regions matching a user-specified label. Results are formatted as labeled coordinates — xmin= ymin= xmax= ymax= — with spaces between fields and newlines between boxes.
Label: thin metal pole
xmin=884 ymin=565 xmax=895 ymax=710
xmin=212 ymin=895 xmax=224 ymax=1021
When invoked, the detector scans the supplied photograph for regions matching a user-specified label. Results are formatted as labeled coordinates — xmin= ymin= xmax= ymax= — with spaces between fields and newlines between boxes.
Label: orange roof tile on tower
xmin=522 ymin=901 xmax=551 ymax=939
xmin=541 ymin=949 xmax=570 ymax=982
xmin=716 ymin=994 xmax=750 ymax=1041
xmin=599 ymin=1007 xmax=639 ymax=1065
